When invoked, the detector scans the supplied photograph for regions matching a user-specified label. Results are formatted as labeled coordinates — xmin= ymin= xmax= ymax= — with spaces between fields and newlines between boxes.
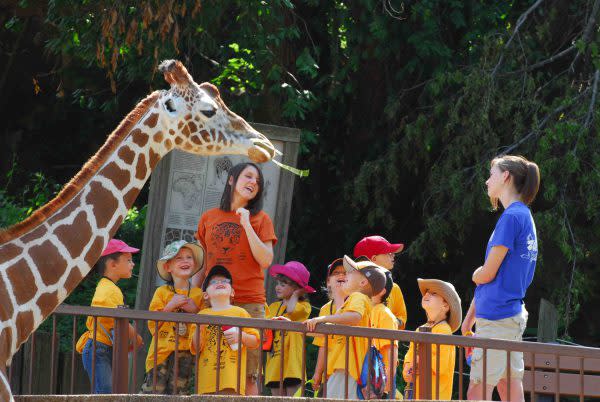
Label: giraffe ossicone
xmin=0 ymin=59 xmax=275 ymax=400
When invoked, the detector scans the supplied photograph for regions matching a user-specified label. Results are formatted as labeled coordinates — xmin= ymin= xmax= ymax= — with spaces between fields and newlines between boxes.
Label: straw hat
xmin=417 ymin=278 xmax=462 ymax=333
xmin=156 ymin=240 xmax=204 ymax=281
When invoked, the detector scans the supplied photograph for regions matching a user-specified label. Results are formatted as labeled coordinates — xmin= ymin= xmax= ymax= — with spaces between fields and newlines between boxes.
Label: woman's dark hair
xmin=490 ymin=155 xmax=541 ymax=210
xmin=94 ymin=252 xmax=122 ymax=276
xmin=219 ymin=162 xmax=265 ymax=215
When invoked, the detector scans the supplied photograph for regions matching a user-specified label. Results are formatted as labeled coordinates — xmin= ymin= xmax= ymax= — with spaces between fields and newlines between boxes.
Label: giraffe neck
xmin=0 ymin=100 xmax=172 ymax=366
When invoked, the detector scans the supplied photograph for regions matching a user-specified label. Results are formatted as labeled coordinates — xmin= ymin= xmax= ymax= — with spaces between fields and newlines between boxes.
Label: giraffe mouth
xmin=248 ymin=139 xmax=275 ymax=163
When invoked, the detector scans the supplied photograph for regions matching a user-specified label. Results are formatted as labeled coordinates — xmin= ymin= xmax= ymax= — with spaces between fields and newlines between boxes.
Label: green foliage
xmin=0 ymin=171 xmax=60 ymax=228
xmin=3 ymin=0 xmax=600 ymax=345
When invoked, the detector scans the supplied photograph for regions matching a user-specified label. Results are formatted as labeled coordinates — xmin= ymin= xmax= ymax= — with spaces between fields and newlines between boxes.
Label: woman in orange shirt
xmin=193 ymin=162 xmax=277 ymax=395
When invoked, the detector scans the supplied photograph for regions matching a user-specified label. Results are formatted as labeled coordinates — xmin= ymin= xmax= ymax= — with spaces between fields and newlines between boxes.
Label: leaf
xmin=296 ymin=48 xmax=319 ymax=78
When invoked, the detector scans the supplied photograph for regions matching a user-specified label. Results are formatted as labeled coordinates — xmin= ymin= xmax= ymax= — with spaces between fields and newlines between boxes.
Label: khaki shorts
xmin=470 ymin=306 xmax=528 ymax=386
xmin=234 ymin=302 xmax=265 ymax=379
xmin=326 ymin=370 xmax=359 ymax=399
xmin=140 ymin=351 xmax=193 ymax=394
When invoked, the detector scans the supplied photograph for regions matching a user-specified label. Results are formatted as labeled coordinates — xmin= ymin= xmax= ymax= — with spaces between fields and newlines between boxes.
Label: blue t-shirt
xmin=475 ymin=201 xmax=537 ymax=320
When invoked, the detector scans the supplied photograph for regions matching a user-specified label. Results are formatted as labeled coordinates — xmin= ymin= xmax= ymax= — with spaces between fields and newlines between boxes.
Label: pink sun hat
xmin=270 ymin=261 xmax=316 ymax=293
xmin=101 ymin=239 xmax=140 ymax=257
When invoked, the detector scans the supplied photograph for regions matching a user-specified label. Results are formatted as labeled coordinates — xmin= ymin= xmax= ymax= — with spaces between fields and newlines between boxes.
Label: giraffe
xmin=0 ymin=60 xmax=275 ymax=400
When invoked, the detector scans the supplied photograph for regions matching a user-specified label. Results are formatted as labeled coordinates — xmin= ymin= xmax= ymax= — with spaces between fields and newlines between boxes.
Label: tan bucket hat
xmin=157 ymin=240 xmax=205 ymax=281
xmin=417 ymin=278 xmax=462 ymax=333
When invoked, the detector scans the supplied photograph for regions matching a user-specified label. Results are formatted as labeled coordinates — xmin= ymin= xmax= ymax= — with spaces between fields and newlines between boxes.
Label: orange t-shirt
xmin=195 ymin=208 xmax=277 ymax=304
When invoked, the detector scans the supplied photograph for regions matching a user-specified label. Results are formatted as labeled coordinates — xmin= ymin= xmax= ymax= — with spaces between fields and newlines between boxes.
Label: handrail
xmin=12 ymin=304 xmax=600 ymax=399
xmin=54 ymin=304 xmax=600 ymax=359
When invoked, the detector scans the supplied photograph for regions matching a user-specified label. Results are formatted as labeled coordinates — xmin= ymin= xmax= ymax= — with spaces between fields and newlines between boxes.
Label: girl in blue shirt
xmin=462 ymin=155 xmax=540 ymax=402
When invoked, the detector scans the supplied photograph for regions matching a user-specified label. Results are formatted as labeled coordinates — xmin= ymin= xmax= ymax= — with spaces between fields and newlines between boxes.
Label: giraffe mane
xmin=0 ymin=91 xmax=161 ymax=245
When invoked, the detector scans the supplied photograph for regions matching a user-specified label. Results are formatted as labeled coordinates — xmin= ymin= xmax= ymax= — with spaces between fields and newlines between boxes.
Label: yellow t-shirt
xmin=76 ymin=277 xmax=123 ymax=351
xmin=387 ymin=283 xmax=408 ymax=329
xmin=145 ymin=285 xmax=204 ymax=372
xmin=328 ymin=292 xmax=371 ymax=382
xmin=189 ymin=306 xmax=260 ymax=395
xmin=403 ymin=322 xmax=456 ymax=400
xmin=265 ymin=300 xmax=311 ymax=385
xmin=312 ymin=300 xmax=337 ymax=348
xmin=371 ymin=303 xmax=399 ymax=372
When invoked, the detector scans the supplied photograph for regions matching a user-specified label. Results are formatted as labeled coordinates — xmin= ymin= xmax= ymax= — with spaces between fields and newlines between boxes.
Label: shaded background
xmin=1 ymin=0 xmax=600 ymax=346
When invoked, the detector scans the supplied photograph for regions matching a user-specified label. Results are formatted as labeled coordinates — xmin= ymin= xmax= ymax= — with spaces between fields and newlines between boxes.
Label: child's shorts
xmin=266 ymin=378 xmax=302 ymax=388
xmin=141 ymin=351 xmax=194 ymax=394
xmin=234 ymin=302 xmax=265 ymax=380
xmin=326 ymin=370 xmax=358 ymax=399
xmin=469 ymin=306 xmax=528 ymax=386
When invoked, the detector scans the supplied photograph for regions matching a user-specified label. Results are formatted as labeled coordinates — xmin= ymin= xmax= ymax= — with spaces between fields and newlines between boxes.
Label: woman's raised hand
xmin=236 ymin=207 xmax=251 ymax=228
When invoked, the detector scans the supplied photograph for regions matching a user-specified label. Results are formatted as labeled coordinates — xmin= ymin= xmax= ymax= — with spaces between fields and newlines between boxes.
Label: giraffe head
xmin=155 ymin=60 xmax=275 ymax=163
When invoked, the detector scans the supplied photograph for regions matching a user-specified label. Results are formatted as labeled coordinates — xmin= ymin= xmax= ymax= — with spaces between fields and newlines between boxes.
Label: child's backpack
xmin=357 ymin=345 xmax=387 ymax=399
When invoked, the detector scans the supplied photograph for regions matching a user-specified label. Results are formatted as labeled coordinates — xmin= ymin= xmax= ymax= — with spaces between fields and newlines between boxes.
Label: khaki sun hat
xmin=417 ymin=278 xmax=462 ymax=333
xmin=157 ymin=240 xmax=205 ymax=281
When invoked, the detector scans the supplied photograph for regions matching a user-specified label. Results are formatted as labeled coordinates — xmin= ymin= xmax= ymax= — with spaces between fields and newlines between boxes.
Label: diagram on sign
xmin=170 ymin=171 xmax=204 ymax=213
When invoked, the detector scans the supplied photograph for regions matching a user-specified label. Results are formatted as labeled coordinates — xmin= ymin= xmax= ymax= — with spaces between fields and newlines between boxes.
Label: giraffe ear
xmin=199 ymin=82 xmax=221 ymax=99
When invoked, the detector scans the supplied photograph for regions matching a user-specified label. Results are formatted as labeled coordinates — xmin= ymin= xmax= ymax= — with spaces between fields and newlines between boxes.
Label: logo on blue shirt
xmin=520 ymin=233 xmax=537 ymax=262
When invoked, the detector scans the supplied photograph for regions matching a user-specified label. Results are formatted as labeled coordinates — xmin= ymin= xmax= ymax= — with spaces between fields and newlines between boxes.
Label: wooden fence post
xmin=112 ymin=315 xmax=130 ymax=393
xmin=417 ymin=326 xmax=432 ymax=400
xmin=538 ymin=298 xmax=558 ymax=343
xmin=536 ymin=298 xmax=559 ymax=402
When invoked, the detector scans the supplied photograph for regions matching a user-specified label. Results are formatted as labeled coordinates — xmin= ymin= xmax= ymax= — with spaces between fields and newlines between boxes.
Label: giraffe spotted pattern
xmin=0 ymin=60 xmax=274 ymax=400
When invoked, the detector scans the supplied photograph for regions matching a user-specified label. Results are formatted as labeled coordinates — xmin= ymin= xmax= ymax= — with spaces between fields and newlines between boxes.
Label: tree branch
xmin=561 ymin=191 xmax=578 ymax=337
xmin=491 ymin=0 xmax=545 ymax=79
xmin=574 ymin=69 xmax=600 ymax=155
xmin=570 ymin=0 xmax=600 ymax=71
xmin=382 ymin=0 xmax=405 ymax=20
xmin=498 ymin=89 xmax=589 ymax=155
xmin=583 ymin=69 xmax=599 ymax=129
xmin=505 ymin=44 xmax=576 ymax=75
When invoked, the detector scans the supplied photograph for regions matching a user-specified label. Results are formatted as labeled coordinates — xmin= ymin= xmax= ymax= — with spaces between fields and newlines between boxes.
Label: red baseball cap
xmin=353 ymin=235 xmax=404 ymax=258
xmin=101 ymin=239 xmax=140 ymax=257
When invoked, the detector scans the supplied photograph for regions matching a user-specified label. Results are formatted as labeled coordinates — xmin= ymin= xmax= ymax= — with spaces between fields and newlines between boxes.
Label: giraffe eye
xmin=165 ymin=98 xmax=176 ymax=113
xmin=200 ymin=109 xmax=216 ymax=118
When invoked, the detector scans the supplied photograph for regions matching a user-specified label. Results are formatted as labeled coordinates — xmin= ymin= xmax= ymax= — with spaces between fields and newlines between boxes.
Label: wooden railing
xmin=9 ymin=304 xmax=600 ymax=400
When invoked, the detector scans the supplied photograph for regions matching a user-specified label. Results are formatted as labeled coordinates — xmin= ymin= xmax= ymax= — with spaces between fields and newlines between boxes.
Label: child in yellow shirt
xmin=354 ymin=235 xmax=408 ymax=328
xmin=304 ymin=255 xmax=386 ymax=399
xmin=190 ymin=265 xmax=260 ymax=395
xmin=76 ymin=239 xmax=144 ymax=394
xmin=141 ymin=240 xmax=205 ymax=394
xmin=265 ymin=261 xmax=315 ymax=396
xmin=370 ymin=269 xmax=399 ymax=397
xmin=310 ymin=258 xmax=346 ymax=393
xmin=402 ymin=279 xmax=462 ymax=400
